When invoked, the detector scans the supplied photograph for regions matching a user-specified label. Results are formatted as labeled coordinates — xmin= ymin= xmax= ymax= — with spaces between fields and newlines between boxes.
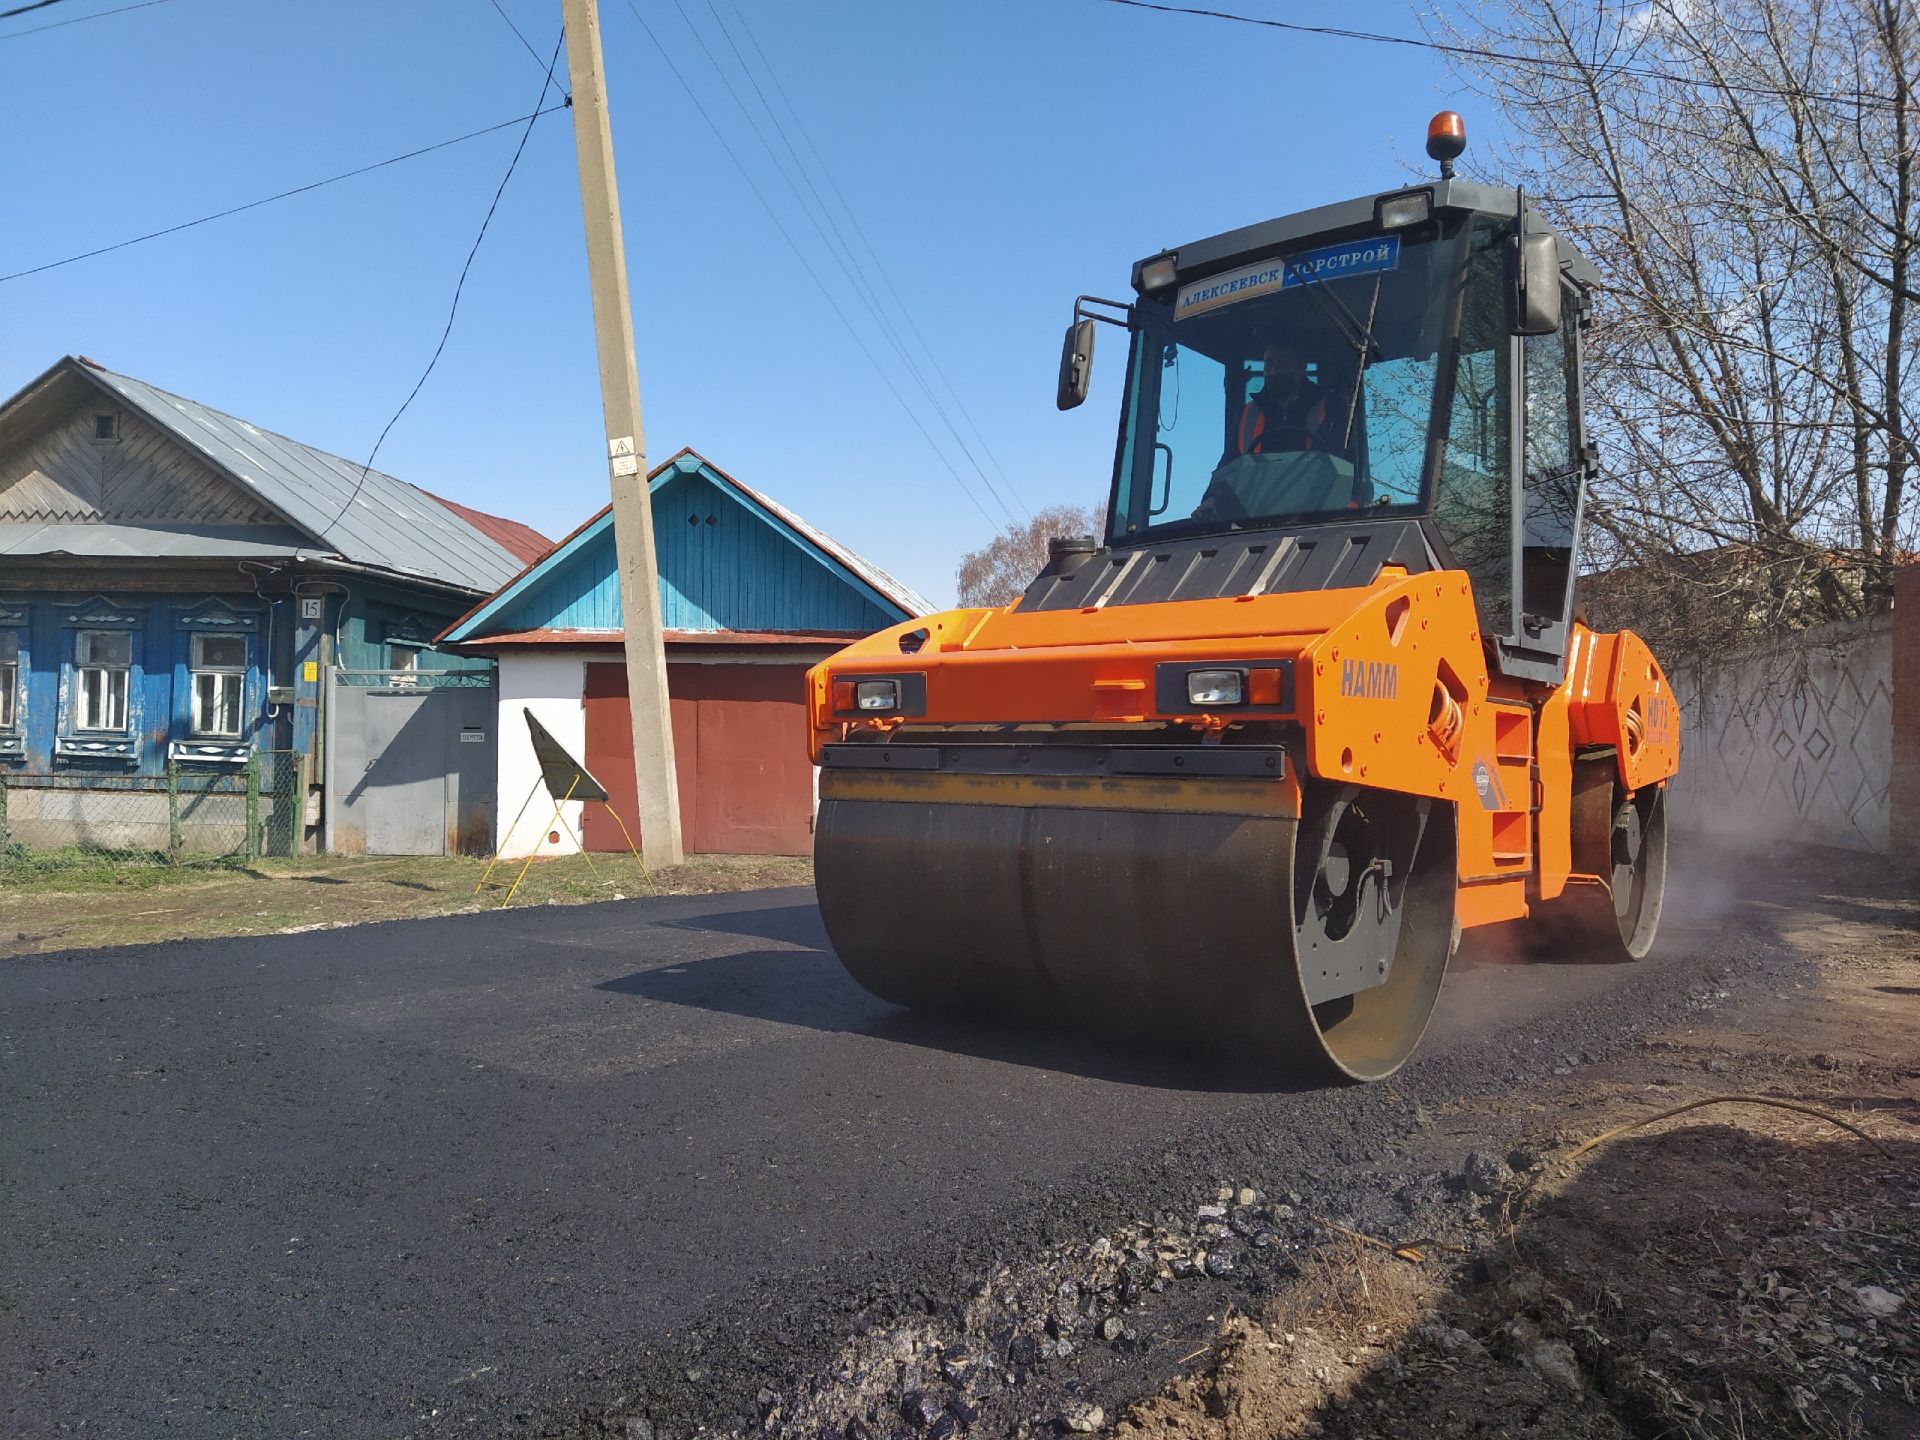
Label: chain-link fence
xmin=0 ymin=750 xmax=302 ymax=864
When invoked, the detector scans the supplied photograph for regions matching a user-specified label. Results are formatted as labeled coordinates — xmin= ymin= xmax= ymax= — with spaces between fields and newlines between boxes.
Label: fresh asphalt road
xmin=0 ymin=883 xmax=1731 ymax=1437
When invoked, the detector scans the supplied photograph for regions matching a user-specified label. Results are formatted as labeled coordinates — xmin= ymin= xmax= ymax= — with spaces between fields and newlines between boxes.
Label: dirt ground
xmin=1116 ymin=865 xmax=1919 ymax=1440
xmin=0 ymin=850 xmax=813 ymax=957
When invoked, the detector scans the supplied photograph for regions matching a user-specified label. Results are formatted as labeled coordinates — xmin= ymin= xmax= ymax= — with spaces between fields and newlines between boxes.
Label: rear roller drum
xmin=1527 ymin=781 xmax=1668 ymax=961
xmin=813 ymin=771 xmax=1457 ymax=1083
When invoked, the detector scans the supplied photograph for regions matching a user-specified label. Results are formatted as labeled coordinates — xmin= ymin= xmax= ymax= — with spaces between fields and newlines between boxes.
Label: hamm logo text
xmin=1340 ymin=659 xmax=1399 ymax=701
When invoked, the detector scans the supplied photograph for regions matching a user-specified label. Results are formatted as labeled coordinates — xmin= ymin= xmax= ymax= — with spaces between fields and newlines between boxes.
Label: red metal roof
xmin=413 ymin=487 xmax=552 ymax=565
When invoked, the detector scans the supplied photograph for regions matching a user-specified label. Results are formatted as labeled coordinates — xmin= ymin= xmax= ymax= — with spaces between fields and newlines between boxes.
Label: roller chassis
xmin=808 ymin=568 xmax=1679 ymax=1082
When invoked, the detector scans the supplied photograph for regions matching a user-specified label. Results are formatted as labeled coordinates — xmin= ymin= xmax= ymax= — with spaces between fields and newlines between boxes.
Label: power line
xmin=617 ymin=0 xmax=1005 ymax=532
xmin=0 ymin=0 xmax=170 ymax=39
xmin=483 ymin=0 xmax=568 ymax=97
xmin=483 ymin=0 xmax=542 ymax=67
xmin=657 ymin=0 xmax=1022 ymax=528
xmin=0 ymin=0 xmax=68 ymax=18
xmin=719 ymin=0 xmax=1033 ymax=523
xmin=692 ymin=0 xmax=896 ymax=339
xmin=1087 ymin=0 xmax=1908 ymax=112
xmin=702 ymin=0 xmax=1026 ymax=524
xmin=0 ymin=105 xmax=568 ymax=284
xmin=326 ymin=28 xmax=567 ymax=533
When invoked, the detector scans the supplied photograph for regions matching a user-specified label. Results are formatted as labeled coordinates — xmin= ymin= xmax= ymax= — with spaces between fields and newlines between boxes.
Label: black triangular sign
xmin=524 ymin=707 xmax=610 ymax=804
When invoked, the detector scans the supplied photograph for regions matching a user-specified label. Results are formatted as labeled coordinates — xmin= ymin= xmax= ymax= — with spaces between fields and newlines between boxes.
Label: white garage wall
xmin=495 ymin=652 xmax=588 ymax=859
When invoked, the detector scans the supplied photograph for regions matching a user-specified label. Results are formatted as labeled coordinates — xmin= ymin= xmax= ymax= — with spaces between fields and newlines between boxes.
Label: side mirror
xmin=1511 ymin=231 xmax=1563 ymax=336
xmin=1057 ymin=317 xmax=1095 ymax=411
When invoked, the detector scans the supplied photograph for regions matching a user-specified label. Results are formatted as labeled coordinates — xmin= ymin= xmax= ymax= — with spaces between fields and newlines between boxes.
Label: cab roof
xmin=1133 ymin=178 xmax=1602 ymax=297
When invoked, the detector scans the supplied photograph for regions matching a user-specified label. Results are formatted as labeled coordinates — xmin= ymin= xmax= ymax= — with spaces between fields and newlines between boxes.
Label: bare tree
xmin=956 ymin=504 xmax=1107 ymax=607
xmin=1432 ymin=0 xmax=1918 ymax=658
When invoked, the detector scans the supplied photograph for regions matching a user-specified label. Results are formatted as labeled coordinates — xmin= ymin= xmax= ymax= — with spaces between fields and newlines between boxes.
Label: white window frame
xmin=190 ymin=633 xmax=247 ymax=738
xmin=74 ymin=629 xmax=132 ymax=732
xmin=388 ymin=642 xmax=421 ymax=688
xmin=0 ymin=631 xmax=19 ymax=731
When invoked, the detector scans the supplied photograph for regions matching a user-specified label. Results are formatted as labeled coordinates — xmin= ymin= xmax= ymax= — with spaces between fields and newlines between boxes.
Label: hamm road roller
xmin=807 ymin=115 xmax=1680 ymax=1082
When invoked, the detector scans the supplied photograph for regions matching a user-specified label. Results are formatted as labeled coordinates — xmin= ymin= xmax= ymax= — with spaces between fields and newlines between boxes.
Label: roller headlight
xmin=1376 ymin=189 xmax=1432 ymax=229
xmin=1139 ymin=254 xmax=1179 ymax=292
xmin=830 ymin=672 xmax=927 ymax=718
xmin=1186 ymin=669 xmax=1245 ymax=706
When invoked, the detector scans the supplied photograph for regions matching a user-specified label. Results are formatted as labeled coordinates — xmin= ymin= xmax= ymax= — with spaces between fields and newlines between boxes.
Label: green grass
xmin=0 ymin=844 xmax=254 ymax=893
xmin=1 ymin=849 xmax=812 ymax=956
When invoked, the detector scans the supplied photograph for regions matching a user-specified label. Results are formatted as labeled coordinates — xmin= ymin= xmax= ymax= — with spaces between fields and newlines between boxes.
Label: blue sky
xmin=1 ymin=0 xmax=1497 ymax=605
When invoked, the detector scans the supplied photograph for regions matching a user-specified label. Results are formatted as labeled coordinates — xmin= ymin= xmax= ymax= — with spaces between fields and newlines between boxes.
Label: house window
xmin=75 ymin=630 xmax=132 ymax=731
xmin=389 ymin=642 xmax=421 ymax=686
xmin=190 ymin=634 xmax=247 ymax=737
xmin=0 ymin=631 xmax=19 ymax=730
xmin=94 ymin=413 xmax=118 ymax=441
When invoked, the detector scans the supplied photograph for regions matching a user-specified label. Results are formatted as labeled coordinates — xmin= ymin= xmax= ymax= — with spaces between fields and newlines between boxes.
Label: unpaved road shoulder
xmin=1115 ymin=853 xmax=1919 ymax=1440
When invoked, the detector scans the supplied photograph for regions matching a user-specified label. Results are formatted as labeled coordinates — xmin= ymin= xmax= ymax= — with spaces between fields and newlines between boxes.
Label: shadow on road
xmin=598 ymin=946 xmax=1314 ymax=1095
xmin=657 ymin=902 xmax=828 ymax=948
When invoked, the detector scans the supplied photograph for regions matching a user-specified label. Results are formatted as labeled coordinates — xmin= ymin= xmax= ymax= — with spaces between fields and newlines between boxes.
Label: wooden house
xmin=0 ymin=356 xmax=548 ymax=854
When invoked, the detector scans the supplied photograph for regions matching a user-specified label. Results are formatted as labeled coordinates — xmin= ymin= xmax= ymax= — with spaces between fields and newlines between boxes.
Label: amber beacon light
xmin=1426 ymin=111 xmax=1466 ymax=177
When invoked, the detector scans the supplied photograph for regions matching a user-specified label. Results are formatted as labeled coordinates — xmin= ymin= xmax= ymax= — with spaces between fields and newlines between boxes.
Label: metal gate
xmin=325 ymin=669 xmax=496 ymax=856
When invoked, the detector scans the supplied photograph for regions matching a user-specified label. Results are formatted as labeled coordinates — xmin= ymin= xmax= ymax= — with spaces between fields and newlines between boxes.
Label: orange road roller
xmin=807 ymin=116 xmax=1680 ymax=1082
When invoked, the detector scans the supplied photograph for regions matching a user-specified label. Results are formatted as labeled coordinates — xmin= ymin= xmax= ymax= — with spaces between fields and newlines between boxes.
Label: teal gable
xmin=443 ymin=450 xmax=926 ymax=642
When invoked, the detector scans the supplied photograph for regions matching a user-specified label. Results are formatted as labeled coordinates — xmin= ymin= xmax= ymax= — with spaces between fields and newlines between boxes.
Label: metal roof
xmin=422 ymin=490 xmax=551 ymax=566
xmin=70 ymin=360 xmax=537 ymax=592
xmin=0 ymin=521 xmax=311 ymax=559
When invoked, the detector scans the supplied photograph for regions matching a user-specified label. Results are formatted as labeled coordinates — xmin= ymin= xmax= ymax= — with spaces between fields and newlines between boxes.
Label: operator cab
xmin=1046 ymin=114 xmax=1598 ymax=684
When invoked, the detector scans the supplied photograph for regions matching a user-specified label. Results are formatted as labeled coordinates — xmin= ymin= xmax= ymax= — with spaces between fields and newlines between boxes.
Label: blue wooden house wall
xmin=0 ymin=580 xmax=481 ymax=779
xmin=332 ymin=583 xmax=480 ymax=673
xmin=3 ymin=592 xmax=272 ymax=771
xmin=455 ymin=454 xmax=907 ymax=638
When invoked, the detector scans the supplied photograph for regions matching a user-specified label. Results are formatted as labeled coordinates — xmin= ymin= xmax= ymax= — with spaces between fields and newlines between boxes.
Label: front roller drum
xmin=814 ymin=769 xmax=1455 ymax=1082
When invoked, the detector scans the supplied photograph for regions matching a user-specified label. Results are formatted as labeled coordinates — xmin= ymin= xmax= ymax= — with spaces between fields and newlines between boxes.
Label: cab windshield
xmin=1110 ymin=217 xmax=1489 ymax=544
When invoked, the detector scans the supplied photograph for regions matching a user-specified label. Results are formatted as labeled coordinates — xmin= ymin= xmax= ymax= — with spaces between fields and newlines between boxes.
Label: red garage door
xmin=581 ymin=661 xmax=814 ymax=856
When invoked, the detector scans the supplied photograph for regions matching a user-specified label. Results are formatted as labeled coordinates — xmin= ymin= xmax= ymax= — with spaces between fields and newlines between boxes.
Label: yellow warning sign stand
xmin=475 ymin=708 xmax=653 ymax=908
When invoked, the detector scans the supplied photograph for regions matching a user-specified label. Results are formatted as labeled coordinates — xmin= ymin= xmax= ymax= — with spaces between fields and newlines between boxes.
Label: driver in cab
xmin=1194 ymin=339 xmax=1356 ymax=522
xmin=1236 ymin=341 xmax=1330 ymax=457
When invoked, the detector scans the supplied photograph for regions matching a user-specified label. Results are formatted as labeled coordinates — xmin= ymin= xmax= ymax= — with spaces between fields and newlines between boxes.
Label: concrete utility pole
xmin=560 ymin=0 xmax=684 ymax=866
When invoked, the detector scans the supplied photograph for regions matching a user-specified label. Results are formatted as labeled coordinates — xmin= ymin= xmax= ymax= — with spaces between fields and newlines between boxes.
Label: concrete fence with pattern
xmin=1669 ymin=567 xmax=1916 ymax=864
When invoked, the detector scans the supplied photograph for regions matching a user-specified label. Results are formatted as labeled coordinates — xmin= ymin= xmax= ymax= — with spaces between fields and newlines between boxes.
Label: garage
xmin=439 ymin=448 xmax=927 ymax=859
xmin=581 ymin=657 xmax=814 ymax=855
